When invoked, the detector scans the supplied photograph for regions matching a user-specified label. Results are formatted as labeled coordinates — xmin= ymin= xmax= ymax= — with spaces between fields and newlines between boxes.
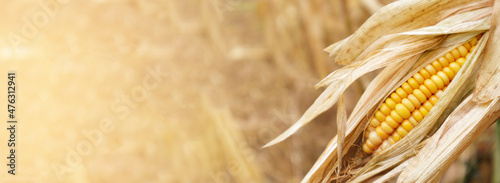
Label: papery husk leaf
xmin=398 ymin=96 xmax=500 ymax=182
xmin=336 ymin=94 xmax=347 ymax=175
xmin=318 ymin=3 xmax=491 ymax=89
xmin=399 ymin=6 xmax=491 ymax=35
xmin=330 ymin=0 xmax=485 ymax=65
xmin=373 ymin=157 xmax=413 ymax=183
xmin=474 ymin=0 xmax=500 ymax=103
xmin=316 ymin=36 xmax=443 ymax=88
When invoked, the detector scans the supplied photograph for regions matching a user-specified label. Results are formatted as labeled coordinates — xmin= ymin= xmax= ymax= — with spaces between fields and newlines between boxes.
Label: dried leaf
xmin=398 ymin=95 xmax=500 ymax=182
xmin=336 ymin=94 xmax=347 ymax=175
xmin=330 ymin=0 xmax=484 ymax=65
xmin=474 ymin=0 xmax=500 ymax=103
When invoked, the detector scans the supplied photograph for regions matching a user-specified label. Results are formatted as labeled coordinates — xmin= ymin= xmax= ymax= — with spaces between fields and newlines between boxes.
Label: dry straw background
xmin=0 ymin=0 xmax=495 ymax=182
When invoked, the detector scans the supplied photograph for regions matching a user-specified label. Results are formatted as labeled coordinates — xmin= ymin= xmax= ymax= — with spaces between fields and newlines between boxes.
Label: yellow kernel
xmin=367 ymin=125 xmax=376 ymax=132
xmin=386 ymin=98 xmax=397 ymax=109
xmin=413 ymin=73 xmax=425 ymax=84
xmin=408 ymin=116 xmax=419 ymax=126
xmin=388 ymin=137 xmax=396 ymax=145
xmin=401 ymin=98 xmax=415 ymax=111
xmin=435 ymin=90 xmax=444 ymax=98
xmin=396 ymin=87 xmax=408 ymax=98
xmin=396 ymin=103 xmax=411 ymax=119
xmin=424 ymin=79 xmax=438 ymax=93
xmin=380 ymin=141 xmax=390 ymax=151
xmin=370 ymin=117 xmax=381 ymax=127
xmin=412 ymin=110 xmax=424 ymax=122
xmin=413 ymin=89 xmax=427 ymax=103
xmin=425 ymin=65 xmax=437 ymax=75
xmin=396 ymin=126 xmax=408 ymax=137
xmin=391 ymin=110 xmax=404 ymax=123
xmin=431 ymin=75 xmax=445 ymax=89
xmin=402 ymin=82 xmax=413 ymax=94
xmin=419 ymin=85 xmax=432 ymax=98
xmin=463 ymin=42 xmax=471 ymax=50
xmin=456 ymin=58 xmax=466 ymax=66
xmin=442 ymin=67 xmax=455 ymax=80
xmin=393 ymin=132 xmax=401 ymax=141
xmin=470 ymin=37 xmax=478 ymax=46
xmin=419 ymin=69 xmax=431 ymax=79
xmin=470 ymin=45 xmax=476 ymax=51
xmin=445 ymin=53 xmax=454 ymax=62
xmin=451 ymin=49 xmax=461 ymax=59
xmin=369 ymin=131 xmax=383 ymax=145
xmin=381 ymin=122 xmax=394 ymax=134
xmin=466 ymin=53 xmax=471 ymax=59
xmin=390 ymin=93 xmax=402 ymax=103
xmin=429 ymin=95 xmax=439 ymax=105
xmin=363 ymin=144 xmax=373 ymax=154
xmin=458 ymin=46 xmax=468 ymax=57
xmin=419 ymin=106 xmax=429 ymax=117
xmin=407 ymin=94 xmax=421 ymax=108
xmin=366 ymin=139 xmax=377 ymax=149
xmin=386 ymin=116 xmax=398 ymax=126
xmin=449 ymin=62 xmax=461 ymax=74
xmin=438 ymin=57 xmax=449 ymax=67
xmin=423 ymin=101 xmax=433 ymax=111
xmin=401 ymin=120 xmax=414 ymax=131
xmin=437 ymin=71 xmax=450 ymax=85
xmin=364 ymin=131 xmax=370 ymax=139
xmin=431 ymin=61 xmax=443 ymax=71
xmin=385 ymin=117 xmax=399 ymax=128
xmin=376 ymin=126 xmax=389 ymax=139
xmin=380 ymin=104 xmax=391 ymax=115
xmin=407 ymin=78 xmax=420 ymax=89
xmin=375 ymin=111 xmax=386 ymax=122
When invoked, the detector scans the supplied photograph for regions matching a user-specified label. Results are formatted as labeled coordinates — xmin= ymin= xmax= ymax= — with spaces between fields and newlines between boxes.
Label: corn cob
xmin=362 ymin=35 xmax=480 ymax=154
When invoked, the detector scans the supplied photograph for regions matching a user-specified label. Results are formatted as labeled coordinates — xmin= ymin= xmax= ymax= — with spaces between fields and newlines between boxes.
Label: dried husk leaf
xmin=336 ymin=94 xmax=347 ymax=175
xmin=330 ymin=0 xmax=486 ymax=65
xmin=474 ymin=0 xmax=500 ymax=103
xmin=373 ymin=157 xmax=413 ymax=183
xmin=398 ymin=95 xmax=500 ymax=182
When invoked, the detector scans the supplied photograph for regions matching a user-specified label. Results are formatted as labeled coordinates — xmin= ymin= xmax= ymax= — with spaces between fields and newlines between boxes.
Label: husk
xmin=336 ymin=94 xmax=347 ymax=175
xmin=474 ymin=0 xmax=500 ymax=103
xmin=398 ymin=96 xmax=500 ymax=182
xmin=329 ymin=0 xmax=487 ymax=65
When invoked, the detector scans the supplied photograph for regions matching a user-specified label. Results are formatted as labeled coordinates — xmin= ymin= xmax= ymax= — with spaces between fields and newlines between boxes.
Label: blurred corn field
xmin=0 ymin=0 xmax=497 ymax=182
